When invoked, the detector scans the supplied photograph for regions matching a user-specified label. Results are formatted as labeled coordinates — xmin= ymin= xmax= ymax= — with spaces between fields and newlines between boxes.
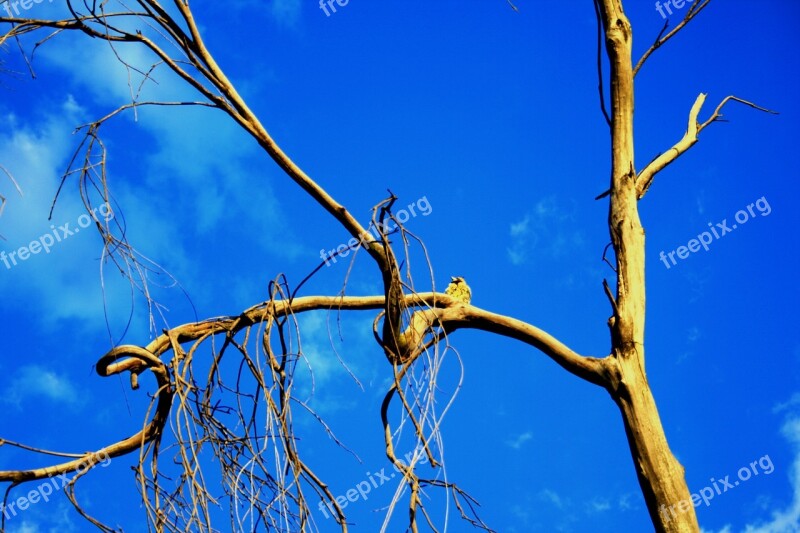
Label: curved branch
xmin=1 ymin=290 xmax=609 ymax=485
xmin=0 ymin=344 xmax=172 ymax=484
xmin=635 ymin=92 xmax=706 ymax=200
xmin=148 ymin=293 xmax=610 ymax=388
xmin=437 ymin=305 xmax=610 ymax=386
xmin=636 ymin=93 xmax=777 ymax=200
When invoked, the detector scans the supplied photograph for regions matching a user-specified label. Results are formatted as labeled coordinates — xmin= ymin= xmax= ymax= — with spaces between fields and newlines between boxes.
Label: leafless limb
xmin=633 ymin=0 xmax=712 ymax=77
xmin=636 ymin=93 xmax=777 ymax=200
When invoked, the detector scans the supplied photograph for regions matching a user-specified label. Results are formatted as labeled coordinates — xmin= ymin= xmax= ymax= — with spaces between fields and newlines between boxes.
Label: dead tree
xmin=0 ymin=1 xmax=775 ymax=531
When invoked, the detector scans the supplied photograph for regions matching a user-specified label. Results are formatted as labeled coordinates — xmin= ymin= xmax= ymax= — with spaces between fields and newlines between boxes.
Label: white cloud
xmin=618 ymin=492 xmax=638 ymax=511
xmin=510 ymin=215 xmax=530 ymax=237
xmin=270 ymin=0 xmax=302 ymax=26
xmin=506 ymin=196 xmax=586 ymax=267
xmin=4 ymin=365 xmax=83 ymax=408
xmin=588 ymin=498 xmax=611 ymax=513
xmin=0 ymin=97 xmax=180 ymax=338
xmin=0 ymin=97 xmax=129 ymax=326
xmin=7 ymin=522 xmax=41 ymax=533
xmin=38 ymin=32 xmax=304 ymax=259
xmin=4 ymin=503 xmax=78 ymax=533
xmin=773 ymin=394 xmax=800 ymax=415
xmin=0 ymin=30 xmax=306 ymax=336
xmin=506 ymin=430 xmax=533 ymax=450
xmin=297 ymin=311 xmax=343 ymax=387
xmin=539 ymin=488 xmax=566 ymax=509
xmin=704 ymin=404 xmax=800 ymax=533
xmin=737 ymin=417 xmax=800 ymax=533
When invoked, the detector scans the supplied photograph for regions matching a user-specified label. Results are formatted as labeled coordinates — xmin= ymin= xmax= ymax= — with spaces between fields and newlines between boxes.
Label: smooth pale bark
xmin=599 ymin=1 xmax=699 ymax=530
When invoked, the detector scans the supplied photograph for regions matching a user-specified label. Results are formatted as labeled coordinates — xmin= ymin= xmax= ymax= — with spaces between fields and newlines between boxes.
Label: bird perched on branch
xmin=445 ymin=276 xmax=471 ymax=305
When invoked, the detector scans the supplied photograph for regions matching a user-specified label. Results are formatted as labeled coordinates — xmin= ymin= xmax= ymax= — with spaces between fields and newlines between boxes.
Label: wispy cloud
xmin=539 ymin=488 xmax=566 ymax=509
xmin=297 ymin=311 xmax=344 ymax=387
xmin=290 ymin=311 xmax=378 ymax=416
xmin=4 ymin=31 xmax=307 ymax=335
xmin=8 ymin=522 xmax=40 ymax=533
xmin=506 ymin=196 xmax=586 ymax=267
xmin=270 ymin=0 xmax=302 ymax=26
xmin=5 ymin=502 xmax=79 ymax=532
xmin=773 ymin=393 xmax=800 ymax=414
xmin=588 ymin=498 xmax=611 ymax=513
xmin=506 ymin=430 xmax=533 ymax=450
xmin=0 ymin=97 xmax=132 ymax=326
xmin=618 ymin=491 xmax=641 ymax=511
xmin=4 ymin=365 xmax=83 ymax=408
xmin=704 ymin=398 xmax=800 ymax=533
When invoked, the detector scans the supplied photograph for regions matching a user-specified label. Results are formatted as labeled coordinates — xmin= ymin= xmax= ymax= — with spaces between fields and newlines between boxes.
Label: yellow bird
xmin=445 ymin=276 xmax=471 ymax=305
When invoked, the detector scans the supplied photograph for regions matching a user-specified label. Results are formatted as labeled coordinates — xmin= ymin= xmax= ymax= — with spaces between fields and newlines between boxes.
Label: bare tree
xmin=0 ymin=1 xmax=776 ymax=532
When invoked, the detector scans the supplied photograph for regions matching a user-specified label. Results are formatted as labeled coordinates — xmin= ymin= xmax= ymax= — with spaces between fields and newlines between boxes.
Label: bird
xmin=445 ymin=276 xmax=471 ymax=305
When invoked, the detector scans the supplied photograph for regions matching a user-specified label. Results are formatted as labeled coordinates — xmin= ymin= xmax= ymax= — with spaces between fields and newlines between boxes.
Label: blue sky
xmin=0 ymin=1 xmax=798 ymax=532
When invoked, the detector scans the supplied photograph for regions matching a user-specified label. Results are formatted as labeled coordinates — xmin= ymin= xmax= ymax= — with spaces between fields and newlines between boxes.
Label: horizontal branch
xmin=145 ymin=293 xmax=611 ymax=387
xmin=0 ymin=292 xmax=611 ymax=485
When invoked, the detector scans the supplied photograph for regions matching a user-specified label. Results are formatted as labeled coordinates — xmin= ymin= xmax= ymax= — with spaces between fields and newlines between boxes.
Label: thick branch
xmin=0 ymin=292 xmax=607 ymax=486
xmin=444 ymin=306 xmax=610 ymax=386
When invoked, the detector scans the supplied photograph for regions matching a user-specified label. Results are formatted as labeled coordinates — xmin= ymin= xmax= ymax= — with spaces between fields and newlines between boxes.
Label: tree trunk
xmin=609 ymin=354 xmax=700 ymax=532
xmin=599 ymin=1 xmax=700 ymax=530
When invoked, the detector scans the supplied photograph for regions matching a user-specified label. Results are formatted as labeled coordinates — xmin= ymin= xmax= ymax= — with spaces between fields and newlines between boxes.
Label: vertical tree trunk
xmin=610 ymin=355 xmax=700 ymax=532
xmin=599 ymin=1 xmax=700 ymax=531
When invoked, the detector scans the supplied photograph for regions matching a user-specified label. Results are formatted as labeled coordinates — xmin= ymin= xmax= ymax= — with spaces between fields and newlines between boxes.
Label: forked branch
xmin=636 ymin=93 xmax=777 ymax=200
